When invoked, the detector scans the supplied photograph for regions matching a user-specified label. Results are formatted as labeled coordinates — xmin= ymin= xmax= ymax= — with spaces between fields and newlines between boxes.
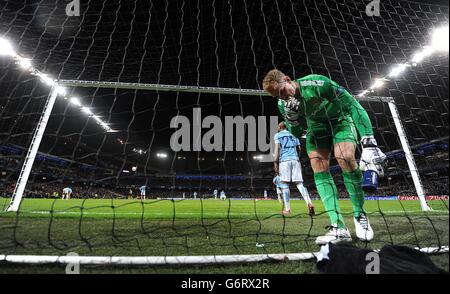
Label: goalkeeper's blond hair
xmin=262 ymin=69 xmax=285 ymax=93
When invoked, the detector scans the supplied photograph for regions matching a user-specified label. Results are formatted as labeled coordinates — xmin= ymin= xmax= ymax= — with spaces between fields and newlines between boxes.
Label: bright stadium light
xmin=388 ymin=64 xmax=409 ymax=78
xmin=253 ymin=155 xmax=264 ymax=161
xmin=411 ymin=46 xmax=435 ymax=65
xmin=16 ymin=57 xmax=32 ymax=70
xmin=102 ymin=125 xmax=112 ymax=132
xmin=1 ymin=38 xmax=116 ymax=135
xmin=132 ymin=148 xmax=147 ymax=155
xmin=39 ymin=74 xmax=55 ymax=86
xmin=70 ymin=97 xmax=81 ymax=106
xmin=156 ymin=152 xmax=168 ymax=158
xmin=431 ymin=26 xmax=449 ymax=52
xmin=0 ymin=38 xmax=16 ymax=56
xmin=370 ymin=78 xmax=385 ymax=89
xmin=81 ymin=106 xmax=93 ymax=115
xmin=55 ymin=85 xmax=67 ymax=96
xmin=358 ymin=90 xmax=369 ymax=97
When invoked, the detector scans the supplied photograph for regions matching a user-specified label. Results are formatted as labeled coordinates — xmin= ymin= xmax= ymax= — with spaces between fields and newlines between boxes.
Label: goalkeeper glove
xmin=359 ymin=136 xmax=387 ymax=192
xmin=284 ymin=96 xmax=300 ymax=126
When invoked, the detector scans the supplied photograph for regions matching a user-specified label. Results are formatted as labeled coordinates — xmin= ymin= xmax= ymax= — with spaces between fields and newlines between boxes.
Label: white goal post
xmin=6 ymin=80 xmax=432 ymax=212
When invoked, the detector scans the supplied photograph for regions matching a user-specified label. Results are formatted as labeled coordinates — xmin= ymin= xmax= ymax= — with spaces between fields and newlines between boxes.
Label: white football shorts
xmin=279 ymin=160 xmax=303 ymax=183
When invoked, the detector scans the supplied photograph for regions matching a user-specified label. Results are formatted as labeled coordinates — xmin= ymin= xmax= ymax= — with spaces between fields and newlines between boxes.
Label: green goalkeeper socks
xmin=342 ymin=168 xmax=366 ymax=218
xmin=314 ymin=172 xmax=345 ymax=229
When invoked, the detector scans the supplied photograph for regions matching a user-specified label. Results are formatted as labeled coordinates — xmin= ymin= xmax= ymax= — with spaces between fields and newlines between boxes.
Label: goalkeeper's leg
xmin=334 ymin=140 xmax=374 ymax=241
xmin=334 ymin=142 xmax=366 ymax=217
xmin=308 ymin=148 xmax=346 ymax=229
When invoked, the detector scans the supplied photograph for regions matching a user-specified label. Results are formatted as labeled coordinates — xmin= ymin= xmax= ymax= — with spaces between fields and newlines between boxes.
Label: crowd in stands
xmin=1 ymin=174 xmax=447 ymax=200
xmin=1 ymin=140 xmax=448 ymax=200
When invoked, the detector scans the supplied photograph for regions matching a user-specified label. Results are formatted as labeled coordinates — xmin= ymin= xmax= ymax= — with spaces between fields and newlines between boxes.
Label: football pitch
xmin=0 ymin=198 xmax=448 ymax=274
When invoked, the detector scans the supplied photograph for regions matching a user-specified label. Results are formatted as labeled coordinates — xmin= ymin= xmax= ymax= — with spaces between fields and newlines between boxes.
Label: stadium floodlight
xmin=39 ymin=74 xmax=56 ymax=87
xmin=55 ymin=85 xmax=67 ymax=96
xmin=388 ymin=64 xmax=409 ymax=78
xmin=411 ymin=46 xmax=435 ymax=65
xmin=253 ymin=155 xmax=264 ymax=161
xmin=431 ymin=26 xmax=449 ymax=52
xmin=358 ymin=90 xmax=369 ymax=97
xmin=370 ymin=79 xmax=384 ymax=89
xmin=156 ymin=152 xmax=168 ymax=158
xmin=70 ymin=97 xmax=81 ymax=106
xmin=16 ymin=57 xmax=32 ymax=70
xmin=0 ymin=38 xmax=16 ymax=56
xmin=132 ymin=148 xmax=146 ymax=155
xmin=81 ymin=106 xmax=93 ymax=115
xmin=102 ymin=125 xmax=112 ymax=132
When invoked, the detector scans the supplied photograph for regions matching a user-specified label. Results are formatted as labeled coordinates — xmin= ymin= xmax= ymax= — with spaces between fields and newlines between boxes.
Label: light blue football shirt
xmin=274 ymin=130 xmax=300 ymax=162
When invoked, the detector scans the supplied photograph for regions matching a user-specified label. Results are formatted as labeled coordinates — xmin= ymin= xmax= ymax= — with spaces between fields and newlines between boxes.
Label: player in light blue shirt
xmin=274 ymin=129 xmax=301 ymax=162
xmin=220 ymin=190 xmax=226 ymax=200
xmin=274 ymin=122 xmax=314 ymax=216
xmin=139 ymin=185 xmax=146 ymax=200
xmin=62 ymin=187 xmax=72 ymax=200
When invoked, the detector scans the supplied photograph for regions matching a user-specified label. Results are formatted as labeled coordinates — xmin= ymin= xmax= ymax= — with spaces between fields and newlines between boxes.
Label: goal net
xmin=0 ymin=0 xmax=448 ymax=270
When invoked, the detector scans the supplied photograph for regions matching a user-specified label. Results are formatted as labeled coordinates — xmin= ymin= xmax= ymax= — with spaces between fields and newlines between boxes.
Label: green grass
xmin=0 ymin=198 xmax=448 ymax=274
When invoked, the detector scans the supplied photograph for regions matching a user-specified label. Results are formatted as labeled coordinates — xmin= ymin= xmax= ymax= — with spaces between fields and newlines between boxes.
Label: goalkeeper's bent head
xmin=263 ymin=69 xmax=298 ymax=100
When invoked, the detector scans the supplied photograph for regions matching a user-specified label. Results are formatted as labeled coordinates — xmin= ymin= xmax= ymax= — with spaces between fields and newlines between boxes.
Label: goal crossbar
xmin=58 ymin=79 xmax=394 ymax=102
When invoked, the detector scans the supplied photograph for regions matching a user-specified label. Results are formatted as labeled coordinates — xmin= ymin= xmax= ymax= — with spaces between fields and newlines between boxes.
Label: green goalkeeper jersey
xmin=277 ymin=74 xmax=374 ymax=139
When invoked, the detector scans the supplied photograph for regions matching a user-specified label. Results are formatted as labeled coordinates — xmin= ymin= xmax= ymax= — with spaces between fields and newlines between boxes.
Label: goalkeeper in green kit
xmin=263 ymin=70 xmax=387 ymax=244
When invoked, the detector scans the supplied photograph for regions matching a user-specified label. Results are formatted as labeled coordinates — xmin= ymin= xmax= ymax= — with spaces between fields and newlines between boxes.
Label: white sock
xmin=296 ymin=182 xmax=312 ymax=206
xmin=277 ymin=194 xmax=282 ymax=204
xmin=281 ymin=188 xmax=290 ymax=211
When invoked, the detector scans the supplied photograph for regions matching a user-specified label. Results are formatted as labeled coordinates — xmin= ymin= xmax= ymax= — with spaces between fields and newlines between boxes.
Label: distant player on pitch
xmin=273 ymin=122 xmax=315 ymax=216
xmin=139 ymin=185 xmax=146 ymax=200
xmin=220 ymin=190 xmax=226 ymax=200
xmin=62 ymin=187 xmax=72 ymax=200
xmin=213 ymin=189 xmax=218 ymax=199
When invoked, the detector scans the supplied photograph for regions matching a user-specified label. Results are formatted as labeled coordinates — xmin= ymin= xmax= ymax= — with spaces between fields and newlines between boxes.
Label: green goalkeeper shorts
xmin=305 ymin=116 xmax=358 ymax=154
